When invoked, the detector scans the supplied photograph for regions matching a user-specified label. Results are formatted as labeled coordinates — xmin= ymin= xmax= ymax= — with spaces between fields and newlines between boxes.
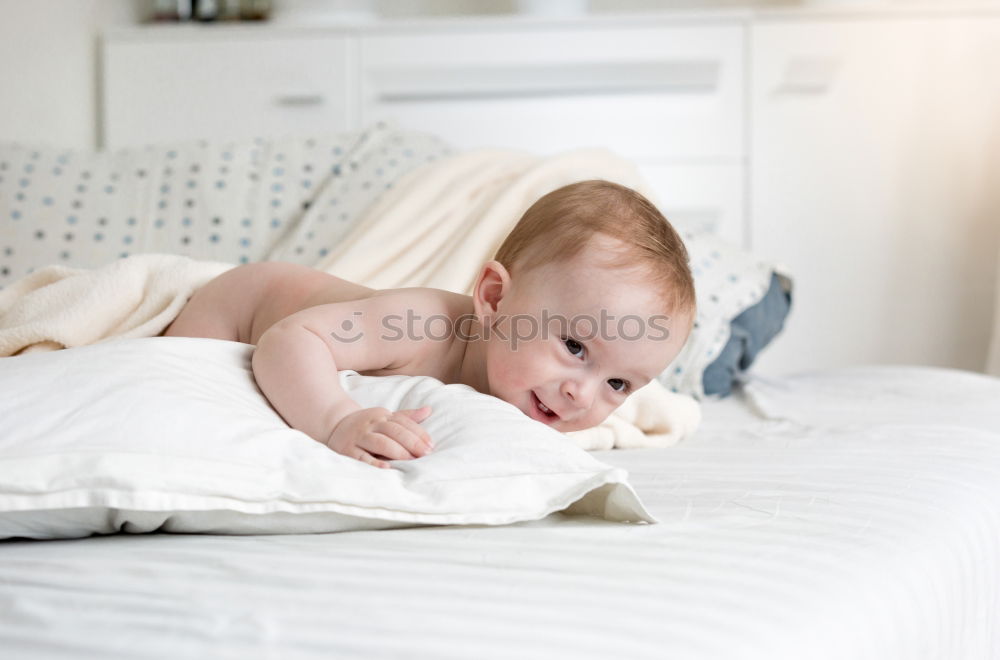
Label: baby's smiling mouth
xmin=530 ymin=391 xmax=560 ymax=423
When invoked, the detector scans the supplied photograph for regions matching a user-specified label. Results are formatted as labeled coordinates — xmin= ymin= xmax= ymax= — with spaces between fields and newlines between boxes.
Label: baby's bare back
xmin=165 ymin=262 xmax=472 ymax=382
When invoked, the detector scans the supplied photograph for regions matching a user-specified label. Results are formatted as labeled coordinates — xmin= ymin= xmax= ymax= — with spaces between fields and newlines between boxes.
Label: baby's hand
xmin=326 ymin=406 xmax=434 ymax=469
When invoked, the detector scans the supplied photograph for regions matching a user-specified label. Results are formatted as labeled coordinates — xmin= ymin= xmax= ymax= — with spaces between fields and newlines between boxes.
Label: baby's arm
xmin=252 ymin=297 xmax=433 ymax=469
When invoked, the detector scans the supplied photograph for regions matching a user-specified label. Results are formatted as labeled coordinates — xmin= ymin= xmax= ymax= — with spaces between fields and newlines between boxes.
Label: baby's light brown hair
xmin=494 ymin=180 xmax=696 ymax=316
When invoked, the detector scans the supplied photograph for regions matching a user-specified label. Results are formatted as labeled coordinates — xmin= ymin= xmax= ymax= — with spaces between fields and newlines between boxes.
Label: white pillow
xmin=0 ymin=337 xmax=652 ymax=540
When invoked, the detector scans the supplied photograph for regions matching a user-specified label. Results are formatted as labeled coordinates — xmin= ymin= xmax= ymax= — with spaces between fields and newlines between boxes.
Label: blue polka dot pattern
xmin=656 ymin=230 xmax=781 ymax=400
xmin=0 ymin=124 xmax=452 ymax=288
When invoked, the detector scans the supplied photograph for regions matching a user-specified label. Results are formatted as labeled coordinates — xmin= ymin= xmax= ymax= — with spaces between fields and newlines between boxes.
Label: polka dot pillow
xmin=0 ymin=123 xmax=451 ymax=287
xmin=658 ymin=231 xmax=793 ymax=399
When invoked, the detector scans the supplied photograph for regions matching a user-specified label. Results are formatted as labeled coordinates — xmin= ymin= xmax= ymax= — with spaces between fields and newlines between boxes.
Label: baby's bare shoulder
xmin=269 ymin=286 xmax=471 ymax=379
xmin=349 ymin=287 xmax=472 ymax=380
xmin=370 ymin=287 xmax=472 ymax=319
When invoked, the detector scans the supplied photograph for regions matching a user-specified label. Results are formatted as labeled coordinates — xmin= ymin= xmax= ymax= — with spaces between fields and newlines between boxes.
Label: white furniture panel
xmin=640 ymin=163 xmax=745 ymax=246
xmin=750 ymin=16 xmax=1000 ymax=375
xmin=103 ymin=32 xmax=356 ymax=148
xmin=359 ymin=24 xmax=744 ymax=161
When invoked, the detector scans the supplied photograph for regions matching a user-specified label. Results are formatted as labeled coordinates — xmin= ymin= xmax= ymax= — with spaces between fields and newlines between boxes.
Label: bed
xmin=1 ymin=364 xmax=998 ymax=659
xmin=1 ymin=127 xmax=998 ymax=659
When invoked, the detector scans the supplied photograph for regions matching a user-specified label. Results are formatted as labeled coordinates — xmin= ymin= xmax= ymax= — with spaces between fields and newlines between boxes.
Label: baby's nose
xmin=561 ymin=378 xmax=596 ymax=409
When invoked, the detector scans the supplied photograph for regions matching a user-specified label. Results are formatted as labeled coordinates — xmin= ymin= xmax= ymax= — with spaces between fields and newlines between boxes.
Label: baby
xmin=164 ymin=180 xmax=696 ymax=468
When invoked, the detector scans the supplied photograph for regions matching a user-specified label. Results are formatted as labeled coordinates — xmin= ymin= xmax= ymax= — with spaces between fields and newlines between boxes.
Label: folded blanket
xmin=0 ymin=255 xmax=232 ymax=356
xmin=316 ymin=147 xmax=656 ymax=295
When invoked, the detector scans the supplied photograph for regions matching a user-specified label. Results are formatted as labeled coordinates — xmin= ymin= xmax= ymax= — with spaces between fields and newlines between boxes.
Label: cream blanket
xmin=0 ymin=149 xmax=700 ymax=450
xmin=0 ymin=255 xmax=232 ymax=356
xmin=318 ymin=148 xmax=653 ymax=294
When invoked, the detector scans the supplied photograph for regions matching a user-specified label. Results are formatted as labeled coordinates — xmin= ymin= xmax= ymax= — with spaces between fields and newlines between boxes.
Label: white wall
xmin=0 ymin=0 xmax=140 ymax=149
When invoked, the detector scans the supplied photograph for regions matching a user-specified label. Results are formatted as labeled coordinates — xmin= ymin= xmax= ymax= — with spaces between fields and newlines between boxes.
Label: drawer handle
xmin=774 ymin=58 xmax=839 ymax=95
xmin=273 ymin=94 xmax=326 ymax=107
xmin=371 ymin=60 xmax=721 ymax=103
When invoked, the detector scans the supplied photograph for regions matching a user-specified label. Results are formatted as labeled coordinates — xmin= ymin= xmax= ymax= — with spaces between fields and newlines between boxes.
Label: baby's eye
xmin=608 ymin=378 xmax=630 ymax=393
xmin=563 ymin=337 xmax=584 ymax=358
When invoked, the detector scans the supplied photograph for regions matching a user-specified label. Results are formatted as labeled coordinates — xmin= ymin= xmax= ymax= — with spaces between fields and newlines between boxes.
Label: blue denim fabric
xmin=702 ymin=272 xmax=792 ymax=397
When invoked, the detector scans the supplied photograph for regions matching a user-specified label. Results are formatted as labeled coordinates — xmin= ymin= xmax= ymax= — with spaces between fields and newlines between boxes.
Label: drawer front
xmin=103 ymin=36 xmax=355 ymax=148
xmin=360 ymin=24 xmax=744 ymax=161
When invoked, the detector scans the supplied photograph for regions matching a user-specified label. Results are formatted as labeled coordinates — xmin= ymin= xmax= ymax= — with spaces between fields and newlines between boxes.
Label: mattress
xmin=1 ymin=365 xmax=998 ymax=660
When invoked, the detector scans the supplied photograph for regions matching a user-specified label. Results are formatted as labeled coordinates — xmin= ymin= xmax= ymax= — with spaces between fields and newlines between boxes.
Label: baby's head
xmin=471 ymin=180 xmax=695 ymax=432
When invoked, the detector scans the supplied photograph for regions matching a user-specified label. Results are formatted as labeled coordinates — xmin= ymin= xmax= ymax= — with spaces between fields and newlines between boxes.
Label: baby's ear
xmin=473 ymin=260 xmax=510 ymax=319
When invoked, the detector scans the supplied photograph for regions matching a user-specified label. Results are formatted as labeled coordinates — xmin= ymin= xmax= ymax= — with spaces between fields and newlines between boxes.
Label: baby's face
xmin=483 ymin=244 xmax=691 ymax=433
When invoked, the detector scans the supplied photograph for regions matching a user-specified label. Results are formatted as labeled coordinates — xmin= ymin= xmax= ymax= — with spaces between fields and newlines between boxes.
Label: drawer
xmin=360 ymin=24 xmax=744 ymax=160
xmin=103 ymin=34 xmax=356 ymax=148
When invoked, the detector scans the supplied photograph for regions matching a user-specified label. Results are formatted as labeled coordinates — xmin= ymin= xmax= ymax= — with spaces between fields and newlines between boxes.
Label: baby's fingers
xmin=361 ymin=429 xmax=419 ymax=461
xmin=355 ymin=451 xmax=393 ymax=470
xmin=376 ymin=420 xmax=433 ymax=459
xmin=398 ymin=405 xmax=432 ymax=424
xmin=389 ymin=412 xmax=434 ymax=452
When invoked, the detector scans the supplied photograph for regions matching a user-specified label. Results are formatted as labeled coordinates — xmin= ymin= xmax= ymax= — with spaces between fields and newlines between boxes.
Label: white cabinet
xmin=360 ymin=23 xmax=747 ymax=244
xmin=360 ymin=25 xmax=743 ymax=159
xmin=103 ymin=30 xmax=356 ymax=147
xmin=750 ymin=16 xmax=1000 ymax=374
xmin=101 ymin=20 xmax=748 ymax=246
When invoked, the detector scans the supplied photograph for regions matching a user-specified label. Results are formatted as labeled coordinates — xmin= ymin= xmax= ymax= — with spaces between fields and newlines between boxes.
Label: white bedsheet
xmin=1 ymin=366 xmax=998 ymax=660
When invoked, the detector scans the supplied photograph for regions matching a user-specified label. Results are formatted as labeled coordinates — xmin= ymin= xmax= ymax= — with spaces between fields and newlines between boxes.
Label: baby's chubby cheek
xmin=486 ymin=346 xmax=532 ymax=400
xmin=488 ymin=356 xmax=529 ymax=396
